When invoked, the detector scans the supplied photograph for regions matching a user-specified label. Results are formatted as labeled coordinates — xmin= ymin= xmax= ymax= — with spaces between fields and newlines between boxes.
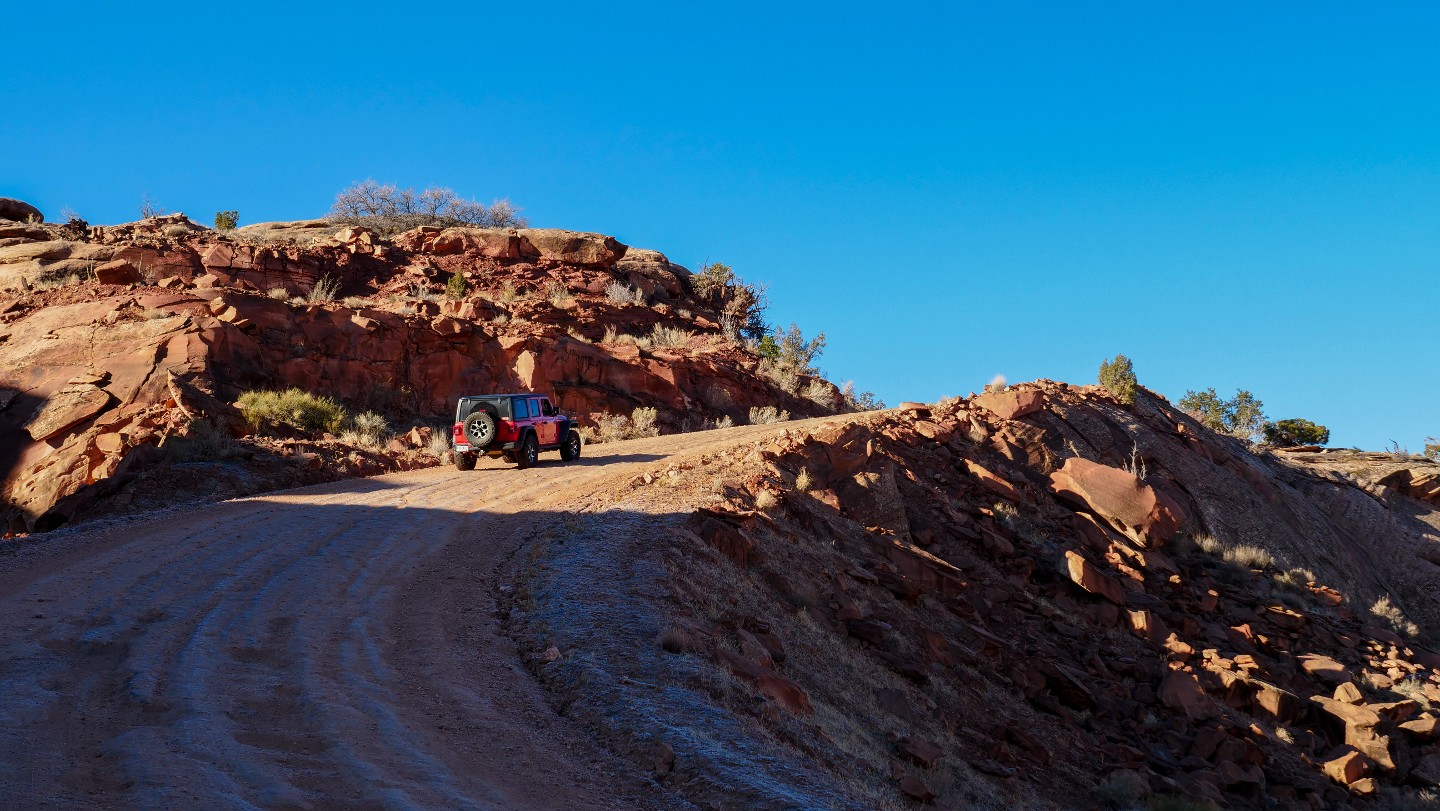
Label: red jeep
xmin=451 ymin=393 xmax=583 ymax=470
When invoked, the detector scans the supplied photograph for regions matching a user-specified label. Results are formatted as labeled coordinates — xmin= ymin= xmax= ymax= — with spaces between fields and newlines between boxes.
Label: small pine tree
xmin=1179 ymin=387 xmax=1269 ymax=441
xmin=214 ymin=210 xmax=239 ymax=231
xmin=1098 ymin=355 xmax=1138 ymax=405
xmin=1262 ymin=418 xmax=1330 ymax=447
xmin=445 ymin=272 xmax=469 ymax=301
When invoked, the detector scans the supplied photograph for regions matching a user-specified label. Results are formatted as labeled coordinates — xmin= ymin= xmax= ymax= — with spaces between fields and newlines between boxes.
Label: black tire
xmin=463 ymin=411 xmax=497 ymax=449
xmin=455 ymin=451 xmax=477 ymax=471
xmin=515 ymin=434 xmax=539 ymax=469
xmin=560 ymin=430 xmax=582 ymax=462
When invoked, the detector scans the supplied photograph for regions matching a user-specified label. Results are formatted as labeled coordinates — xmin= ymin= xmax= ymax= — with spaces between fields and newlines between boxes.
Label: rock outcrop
xmin=0 ymin=217 xmax=841 ymax=533
xmin=0 ymin=198 xmax=43 ymax=223
xmin=526 ymin=382 xmax=1440 ymax=809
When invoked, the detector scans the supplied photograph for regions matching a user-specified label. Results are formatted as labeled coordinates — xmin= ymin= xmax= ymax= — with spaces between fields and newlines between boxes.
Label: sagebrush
xmin=236 ymin=389 xmax=347 ymax=433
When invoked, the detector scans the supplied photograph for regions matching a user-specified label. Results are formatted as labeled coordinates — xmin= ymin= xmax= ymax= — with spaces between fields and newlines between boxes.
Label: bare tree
xmin=328 ymin=180 xmax=530 ymax=234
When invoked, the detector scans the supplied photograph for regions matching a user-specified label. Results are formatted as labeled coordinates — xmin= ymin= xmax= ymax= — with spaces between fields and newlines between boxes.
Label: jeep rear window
xmin=457 ymin=397 xmax=513 ymax=422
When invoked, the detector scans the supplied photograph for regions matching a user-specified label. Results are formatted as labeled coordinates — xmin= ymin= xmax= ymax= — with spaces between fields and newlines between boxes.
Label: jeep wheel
xmin=454 ymin=451 xmax=477 ymax=471
xmin=560 ymin=430 xmax=582 ymax=462
xmin=515 ymin=435 xmax=539 ymax=469
xmin=463 ymin=411 xmax=497 ymax=449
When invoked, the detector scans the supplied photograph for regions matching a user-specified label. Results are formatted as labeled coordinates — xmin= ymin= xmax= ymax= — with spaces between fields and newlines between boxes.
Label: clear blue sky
xmin=5 ymin=3 xmax=1437 ymax=450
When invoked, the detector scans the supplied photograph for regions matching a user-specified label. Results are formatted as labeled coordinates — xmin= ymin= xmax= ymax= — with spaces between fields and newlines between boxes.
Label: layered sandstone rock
xmin=0 ymin=219 xmax=841 ymax=532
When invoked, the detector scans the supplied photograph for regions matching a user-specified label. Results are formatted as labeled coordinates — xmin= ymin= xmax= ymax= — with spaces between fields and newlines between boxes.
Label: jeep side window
xmin=513 ymin=398 xmax=530 ymax=419
xmin=528 ymin=398 xmax=545 ymax=419
xmin=541 ymin=399 xmax=556 ymax=416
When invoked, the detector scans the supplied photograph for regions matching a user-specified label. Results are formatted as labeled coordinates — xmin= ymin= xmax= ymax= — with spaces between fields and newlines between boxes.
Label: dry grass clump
xmin=648 ymin=324 xmax=690 ymax=348
xmin=341 ymin=295 xmax=368 ymax=309
xmin=593 ymin=407 xmax=661 ymax=442
xmin=748 ymin=405 xmax=790 ymax=425
xmin=566 ymin=327 xmax=592 ymax=344
xmin=162 ymin=420 xmax=236 ymax=463
xmin=307 ymin=274 xmax=341 ymax=303
xmin=408 ymin=283 xmax=440 ymax=302
xmin=1274 ymin=567 xmax=1318 ymax=593
xmin=498 ymin=280 xmax=519 ymax=304
xmin=605 ymin=280 xmax=644 ymax=305
xmin=1392 ymin=677 xmax=1434 ymax=711
xmin=795 ymin=468 xmax=814 ymax=493
xmin=802 ymin=379 xmax=838 ymax=410
xmin=236 ymin=388 xmax=346 ymax=433
xmin=1191 ymin=533 xmax=1225 ymax=555
xmin=427 ymin=430 xmax=452 ymax=460
xmin=29 ymin=271 xmax=88 ymax=291
xmin=759 ymin=359 xmax=800 ymax=395
xmin=754 ymin=489 xmax=781 ymax=511
xmin=1371 ymin=596 xmax=1421 ymax=638
xmin=1222 ymin=544 xmax=1274 ymax=569
xmin=1093 ymin=770 xmax=1149 ymax=809
xmin=266 ymin=286 xmax=289 ymax=300
xmin=546 ymin=281 xmax=573 ymax=307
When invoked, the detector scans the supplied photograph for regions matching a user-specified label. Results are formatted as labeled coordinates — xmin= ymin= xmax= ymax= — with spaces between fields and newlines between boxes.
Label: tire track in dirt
xmin=0 ymin=418 xmax=849 ymax=810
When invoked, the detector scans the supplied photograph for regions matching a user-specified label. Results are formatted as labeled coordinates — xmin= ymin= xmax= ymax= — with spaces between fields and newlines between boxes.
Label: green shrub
xmin=1098 ymin=355 xmax=1138 ymax=405
xmin=693 ymin=261 xmax=768 ymax=341
xmin=1262 ymin=418 xmax=1330 ymax=447
xmin=841 ymin=381 xmax=885 ymax=411
xmin=445 ymin=272 xmax=469 ymax=301
xmin=214 ymin=210 xmax=239 ymax=231
xmin=236 ymin=388 xmax=347 ymax=433
xmin=1179 ymin=387 xmax=1267 ymax=440
xmin=773 ymin=323 xmax=825 ymax=375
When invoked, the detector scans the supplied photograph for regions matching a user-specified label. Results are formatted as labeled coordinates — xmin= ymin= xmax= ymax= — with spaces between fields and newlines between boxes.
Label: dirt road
xmin=0 ymin=421 xmax=835 ymax=810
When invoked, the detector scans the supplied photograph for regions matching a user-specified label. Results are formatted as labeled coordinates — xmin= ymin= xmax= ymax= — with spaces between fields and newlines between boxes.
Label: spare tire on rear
xmin=463 ymin=410 xmax=497 ymax=448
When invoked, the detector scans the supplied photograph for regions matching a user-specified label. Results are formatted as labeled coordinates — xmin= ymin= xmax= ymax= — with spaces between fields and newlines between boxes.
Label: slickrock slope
xmin=512 ymin=382 xmax=1440 ymax=809
xmin=0 ymin=213 xmax=839 ymax=533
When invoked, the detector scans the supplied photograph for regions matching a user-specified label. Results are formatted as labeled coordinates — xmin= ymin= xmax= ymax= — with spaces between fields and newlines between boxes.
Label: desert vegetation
xmin=329 ymin=179 xmax=528 ymax=235
xmin=1097 ymin=354 xmax=1137 ymax=404
xmin=1179 ymin=387 xmax=1268 ymax=441
xmin=237 ymin=388 xmax=347 ymax=433
xmin=591 ymin=407 xmax=661 ymax=442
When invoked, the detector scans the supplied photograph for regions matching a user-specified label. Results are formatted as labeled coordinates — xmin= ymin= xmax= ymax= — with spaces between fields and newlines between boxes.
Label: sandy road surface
xmin=0 ymin=419 xmax=840 ymax=810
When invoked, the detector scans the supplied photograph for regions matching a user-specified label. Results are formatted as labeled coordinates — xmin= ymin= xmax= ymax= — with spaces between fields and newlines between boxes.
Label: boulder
xmin=0 ymin=197 xmax=43 ymax=223
xmin=1159 ymin=669 xmax=1217 ymax=719
xmin=1048 ymin=457 xmax=1185 ymax=545
xmin=1311 ymin=696 xmax=1401 ymax=771
xmin=22 ymin=383 xmax=113 ymax=441
xmin=517 ymin=229 xmax=626 ymax=267
xmin=94 ymin=259 xmax=142 ymax=285
xmin=166 ymin=372 xmax=250 ymax=437
xmin=714 ymin=649 xmax=811 ymax=715
xmin=1062 ymin=550 xmax=1128 ymax=605
xmin=1298 ymin=654 xmax=1352 ymax=686
xmin=1413 ymin=752 xmax=1440 ymax=786
xmin=1321 ymin=747 xmax=1374 ymax=787
xmin=895 ymin=737 xmax=942 ymax=769
xmin=973 ymin=389 xmax=1044 ymax=420
xmin=612 ymin=248 xmax=689 ymax=299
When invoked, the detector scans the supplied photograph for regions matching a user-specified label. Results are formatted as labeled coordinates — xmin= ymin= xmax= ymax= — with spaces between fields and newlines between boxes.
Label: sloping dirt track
xmin=0 ymin=421 xmax=835 ymax=810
